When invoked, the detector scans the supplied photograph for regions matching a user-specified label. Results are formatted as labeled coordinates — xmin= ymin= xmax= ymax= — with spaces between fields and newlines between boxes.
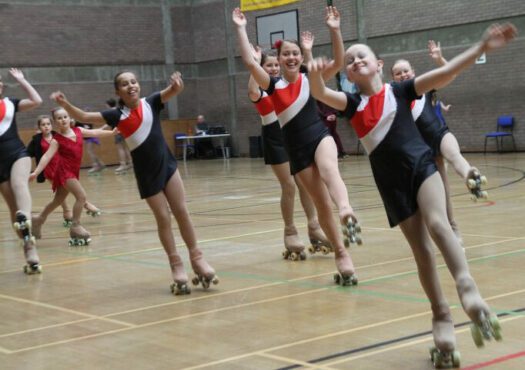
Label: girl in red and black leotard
xmin=234 ymin=6 xmax=358 ymax=285
xmin=308 ymin=23 xmax=516 ymax=363
xmin=30 ymin=109 xmax=115 ymax=246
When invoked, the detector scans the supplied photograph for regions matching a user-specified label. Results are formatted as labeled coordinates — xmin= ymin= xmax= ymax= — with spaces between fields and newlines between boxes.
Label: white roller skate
xmin=69 ymin=222 xmax=91 ymax=246
xmin=466 ymin=167 xmax=488 ymax=201
xmin=13 ymin=212 xmax=42 ymax=274
xmin=333 ymin=248 xmax=358 ymax=286
xmin=88 ymin=163 xmax=106 ymax=176
xmin=457 ymin=277 xmax=502 ymax=347
xmin=307 ymin=225 xmax=333 ymax=255
xmin=429 ymin=314 xmax=460 ymax=369
xmin=282 ymin=225 xmax=306 ymax=261
xmin=84 ymin=203 xmax=102 ymax=217
xmin=169 ymin=254 xmax=191 ymax=295
xmin=342 ymin=217 xmax=363 ymax=247
xmin=189 ymin=248 xmax=219 ymax=289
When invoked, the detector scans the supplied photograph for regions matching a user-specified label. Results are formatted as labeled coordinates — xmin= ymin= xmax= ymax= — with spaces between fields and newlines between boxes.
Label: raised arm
xmin=50 ymin=91 xmax=106 ymax=125
xmin=29 ymin=139 xmax=58 ymax=181
xmin=428 ymin=40 xmax=447 ymax=66
xmin=301 ymin=31 xmax=314 ymax=64
xmin=232 ymin=7 xmax=270 ymax=90
xmin=247 ymin=45 xmax=263 ymax=101
xmin=308 ymin=57 xmax=348 ymax=111
xmin=415 ymin=23 xmax=517 ymax=95
xmin=322 ymin=6 xmax=345 ymax=81
xmin=160 ymin=71 xmax=184 ymax=103
xmin=78 ymin=126 xmax=118 ymax=138
xmin=10 ymin=69 xmax=42 ymax=112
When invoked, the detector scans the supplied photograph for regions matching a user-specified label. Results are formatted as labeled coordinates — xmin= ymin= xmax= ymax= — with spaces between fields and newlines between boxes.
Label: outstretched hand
xmin=307 ymin=57 xmax=331 ymax=76
xmin=50 ymin=91 xmax=67 ymax=106
xmin=301 ymin=31 xmax=314 ymax=52
xmin=232 ymin=7 xmax=247 ymax=27
xmin=169 ymin=72 xmax=184 ymax=93
xmin=428 ymin=40 xmax=443 ymax=61
xmin=482 ymin=23 xmax=517 ymax=53
xmin=9 ymin=68 xmax=25 ymax=82
xmin=325 ymin=6 xmax=341 ymax=30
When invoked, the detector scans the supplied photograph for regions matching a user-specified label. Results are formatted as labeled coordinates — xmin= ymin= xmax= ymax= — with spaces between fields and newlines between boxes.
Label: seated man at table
xmin=194 ymin=115 xmax=215 ymax=158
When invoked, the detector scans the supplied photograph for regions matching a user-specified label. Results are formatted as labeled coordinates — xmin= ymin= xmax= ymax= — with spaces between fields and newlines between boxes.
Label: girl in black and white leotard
xmin=234 ymin=6 xmax=357 ymax=281
xmin=308 ymin=23 xmax=516 ymax=359
xmin=249 ymin=47 xmax=330 ymax=258
xmin=0 ymin=69 xmax=43 ymax=273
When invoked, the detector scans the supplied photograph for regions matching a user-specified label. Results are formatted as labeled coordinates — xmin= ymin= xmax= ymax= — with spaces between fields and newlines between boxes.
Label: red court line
xmin=462 ymin=349 xmax=525 ymax=370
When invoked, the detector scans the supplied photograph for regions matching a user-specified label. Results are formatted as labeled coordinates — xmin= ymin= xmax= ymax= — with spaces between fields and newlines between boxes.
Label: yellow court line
xmin=180 ymin=288 xmax=525 ymax=370
xmin=0 ymin=294 xmax=134 ymax=328
xmin=6 ymin=288 xmax=327 ymax=354
xmin=0 ymin=318 xmax=93 ymax=339
xmin=323 ymin=314 xmax=524 ymax=367
xmin=257 ymin=352 xmax=337 ymax=370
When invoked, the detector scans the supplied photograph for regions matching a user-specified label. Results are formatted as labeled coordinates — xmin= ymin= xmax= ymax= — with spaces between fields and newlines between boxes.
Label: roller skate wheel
xmin=170 ymin=282 xmax=191 ymax=295
xmin=480 ymin=176 xmax=487 ymax=185
xmin=355 ymin=224 xmax=362 ymax=233
xmin=299 ymin=251 xmax=306 ymax=260
xmin=282 ymin=250 xmax=289 ymax=259
xmin=290 ymin=252 xmax=298 ymax=261
xmin=356 ymin=237 xmax=363 ymax=245
xmin=211 ymin=276 xmax=219 ymax=285
xmin=321 ymin=246 xmax=330 ymax=255
xmin=481 ymin=191 xmax=488 ymax=199
xmin=13 ymin=221 xmax=21 ymax=229
xmin=333 ymin=273 xmax=341 ymax=284
xmin=452 ymin=350 xmax=461 ymax=367
xmin=308 ymin=246 xmax=315 ymax=254
xmin=191 ymin=276 xmax=200 ymax=286
xmin=490 ymin=316 xmax=502 ymax=341
xmin=68 ymin=240 xmax=74 ymax=246
xmin=467 ymin=179 xmax=477 ymax=189
xmin=470 ymin=323 xmax=484 ymax=348
xmin=202 ymin=280 xmax=210 ymax=289
xmin=343 ymin=239 xmax=350 ymax=248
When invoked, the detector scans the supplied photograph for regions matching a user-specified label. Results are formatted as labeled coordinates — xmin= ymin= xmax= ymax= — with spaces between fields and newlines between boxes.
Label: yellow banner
xmin=240 ymin=0 xmax=300 ymax=11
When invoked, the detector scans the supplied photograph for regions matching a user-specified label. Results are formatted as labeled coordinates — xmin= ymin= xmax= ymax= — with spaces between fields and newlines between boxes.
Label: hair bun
xmin=273 ymin=39 xmax=283 ymax=49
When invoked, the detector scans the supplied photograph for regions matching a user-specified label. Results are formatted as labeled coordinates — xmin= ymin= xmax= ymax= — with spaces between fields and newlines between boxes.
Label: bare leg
xmin=399 ymin=212 xmax=456 ymax=356
xmin=63 ymin=179 xmax=91 ymax=244
xmin=10 ymin=157 xmax=32 ymax=216
xmin=296 ymin=165 xmax=356 ymax=284
xmin=271 ymin=162 xmax=305 ymax=256
xmin=164 ymin=171 xmax=218 ymax=288
xmin=440 ymin=133 xmax=471 ymax=180
xmin=32 ymin=186 xmax=69 ymax=239
xmin=417 ymin=173 xmax=492 ymax=326
xmin=435 ymin=155 xmax=463 ymax=246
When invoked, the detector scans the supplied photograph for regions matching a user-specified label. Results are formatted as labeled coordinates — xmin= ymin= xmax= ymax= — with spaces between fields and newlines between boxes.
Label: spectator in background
xmin=194 ymin=114 xmax=214 ymax=158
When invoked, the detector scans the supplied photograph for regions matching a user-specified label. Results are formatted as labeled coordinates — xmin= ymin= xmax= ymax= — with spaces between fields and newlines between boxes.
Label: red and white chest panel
xmin=254 ymin=91 xmax=278 ymax=126
xmin=350 ymin=84 xmax=397 ymax=154
xmin=411 ymin=94 xmax=425 ymax=122
xmin=0 ymin=98 xmax=16 ymax=137
xmin=117 ymin=98 xmax=153 ymax=151
xmin=271 ymin=74 xmax=310 ymax=127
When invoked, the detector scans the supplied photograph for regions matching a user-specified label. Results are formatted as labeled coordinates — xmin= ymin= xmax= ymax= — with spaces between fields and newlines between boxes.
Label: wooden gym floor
xmin=0 ymin=153 xmax=524 ymax=370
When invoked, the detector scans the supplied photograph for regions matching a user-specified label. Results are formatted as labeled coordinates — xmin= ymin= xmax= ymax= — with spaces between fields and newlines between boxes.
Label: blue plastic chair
xmin=484 ymin=116 xmax=516 ymax=153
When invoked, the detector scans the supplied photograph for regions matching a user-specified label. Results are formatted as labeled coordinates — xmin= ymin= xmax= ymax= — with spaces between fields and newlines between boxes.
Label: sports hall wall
xmin=1 ymin=0 xmax=523 ymax=159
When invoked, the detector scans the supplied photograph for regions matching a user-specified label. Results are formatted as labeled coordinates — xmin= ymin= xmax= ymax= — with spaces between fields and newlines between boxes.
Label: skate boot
xmin=169 ymin=254 xmax=191 ymax=295
xmin=429 ymin=314 xmax=460 ymax=368
xmin=88 ymin=163 xmax=105 ymax=176
xmin=114 ymin=162 xmax=130 ymax=175
xmin=22 ymin=239 xmax=42 ymax=275
xmin=457 ymin=276 xmax=502 ymax=347
xmin=282 ymin=225 xmax=306 ymax=261
xmin=466 ymin=167 xmax=488 ymax=201
xmin=69 ymin=222 xmax=91 ymax=246
xmin=307 ymin=225 xmax=333 ymax=255
xmin=29 ymin=215 xmax=43 ymax=240
xmin=342 ymin=217 xmax=363 ymax=247
xmin=63 ymin=210 xmax=73 ymax=228
xmin=189 ymin=248 xmax=219 ymax=289
xmin=84 ymin=203 xmax=102 ymax=217
xmin=333 ymin=248 xmax=358 ymax=286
